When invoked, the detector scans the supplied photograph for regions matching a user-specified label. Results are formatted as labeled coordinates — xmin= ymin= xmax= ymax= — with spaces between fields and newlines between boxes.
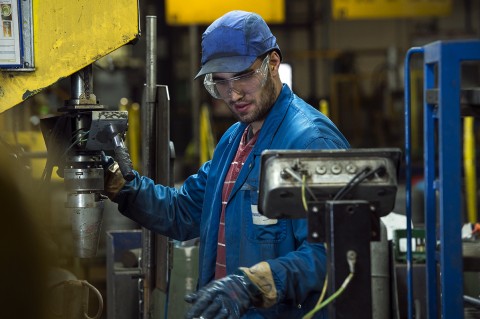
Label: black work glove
xmin=184 ymin=270 xmax=262 ymax=319
xmin=101 ymin=153 xmax=115 ymax=170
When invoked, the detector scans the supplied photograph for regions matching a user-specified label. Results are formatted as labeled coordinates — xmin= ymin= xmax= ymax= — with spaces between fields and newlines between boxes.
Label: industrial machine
xmin=0 ymin=1 xmax=151 ymax=318
xmin=258 ymin=148 xmax=401 ymax=319
xmin=40 ymin=65 xmax=134 ymax=258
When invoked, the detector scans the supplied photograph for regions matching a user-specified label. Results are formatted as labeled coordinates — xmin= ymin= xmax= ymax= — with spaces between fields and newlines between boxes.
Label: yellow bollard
xmin=319 ymin=99 xmax=329 ymax=118
xmin=464 ymin=116 xmax=477 ymax=224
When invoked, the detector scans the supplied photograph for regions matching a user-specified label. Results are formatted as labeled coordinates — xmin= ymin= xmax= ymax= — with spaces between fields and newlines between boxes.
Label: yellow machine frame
xmin=0 ymin=0 xmax=140 ymax=113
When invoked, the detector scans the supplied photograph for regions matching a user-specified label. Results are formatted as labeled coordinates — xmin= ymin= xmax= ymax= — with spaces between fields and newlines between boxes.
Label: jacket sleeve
xmin=112 ymin=161 xmax=211 ymax=241
xmin=267 ymin=221 xmax=327 ymax=305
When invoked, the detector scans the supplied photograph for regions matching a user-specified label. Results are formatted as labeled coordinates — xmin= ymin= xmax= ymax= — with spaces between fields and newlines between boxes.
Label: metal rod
xmin=140 ymin=15 xmax=158 ymax=319
xmin=71 ymin=65 xmax=93 ymax=100
xmin=155 ymin=85 xmax=172 ymax=292
xmin=146 ymin=16 xmax=157 ymax=104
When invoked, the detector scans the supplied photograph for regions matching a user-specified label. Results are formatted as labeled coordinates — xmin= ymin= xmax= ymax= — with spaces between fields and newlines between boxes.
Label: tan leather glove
xmin=104 ymin=161 xmax=126 ymax=200
xmin=239 ymin=261 xmax=278 ymax=308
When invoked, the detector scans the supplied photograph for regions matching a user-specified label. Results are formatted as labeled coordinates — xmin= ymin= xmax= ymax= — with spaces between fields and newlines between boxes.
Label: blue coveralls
xmin=114 ymin=84 xmax=350 ymax=318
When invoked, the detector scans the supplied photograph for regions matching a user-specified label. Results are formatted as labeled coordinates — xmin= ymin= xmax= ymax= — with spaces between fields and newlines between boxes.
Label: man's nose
xmin=227 ymin=81 xmax=243 ymax=101
xmin=229 ymin=87 xmax=243 ymax=101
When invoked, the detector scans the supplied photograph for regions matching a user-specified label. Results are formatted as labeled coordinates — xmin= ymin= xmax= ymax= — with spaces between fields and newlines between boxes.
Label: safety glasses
xmin=203 ymin=55 xmax=270 ymax=99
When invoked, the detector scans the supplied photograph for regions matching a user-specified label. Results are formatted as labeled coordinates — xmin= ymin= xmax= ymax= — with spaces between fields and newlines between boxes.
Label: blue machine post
xmin=423 ymin=49 xmax=438 ymax=319
xmin=404 ymin=46 xmax=424 ymax=319
xmin=405 ymin=39 xmax=480 ymax=319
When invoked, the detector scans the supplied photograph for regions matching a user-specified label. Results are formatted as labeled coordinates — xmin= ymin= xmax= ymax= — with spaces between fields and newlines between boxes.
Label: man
xmin=106 ymin=10 xmax=349 ymax=319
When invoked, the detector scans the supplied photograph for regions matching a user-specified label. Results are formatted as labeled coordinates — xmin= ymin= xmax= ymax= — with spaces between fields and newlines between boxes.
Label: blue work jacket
xmin=114 ymin=84 xmax=350 ymax=318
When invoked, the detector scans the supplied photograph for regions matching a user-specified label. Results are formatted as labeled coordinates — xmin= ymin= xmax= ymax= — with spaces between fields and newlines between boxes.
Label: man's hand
xmin=101 ymin=153 xmax=127 ymax=200
xmin=184 ymin=271 xmax=261 ymax=319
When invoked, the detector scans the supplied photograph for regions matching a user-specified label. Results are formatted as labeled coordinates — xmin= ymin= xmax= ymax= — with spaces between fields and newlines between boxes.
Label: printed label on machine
xmin=0 ymin=0 xmax=21 ymax=67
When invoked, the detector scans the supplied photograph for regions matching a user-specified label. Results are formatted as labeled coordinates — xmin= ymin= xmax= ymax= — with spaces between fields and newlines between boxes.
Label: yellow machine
xmin=0 ymin=0 xmax=139 ymax=253
xmin=0 ymin=1 xmax=140 ymax=318
xmin=0 ymin=0 xmax=139 ymax=112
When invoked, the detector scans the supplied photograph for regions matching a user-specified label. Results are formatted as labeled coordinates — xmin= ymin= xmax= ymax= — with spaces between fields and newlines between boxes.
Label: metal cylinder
xmin=141 ymin=15 xmax=158 ymax=319
xmin=64 ymin=168 xmax=104 ymax=192
xmin=371 ymin=221 xmax=390 ymax=319
xmin=71 ymin=65 xmax=94 ymax=100
xmin=67 ymin=193 xmax=105 ymax=258
xmin=146 ymin=16 xmax=157 ymax=104
xmin=64 ymin=153 xmax=105 ymax=258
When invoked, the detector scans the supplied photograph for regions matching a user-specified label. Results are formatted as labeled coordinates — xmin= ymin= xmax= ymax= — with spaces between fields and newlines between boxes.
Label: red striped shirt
xmin=215 ymin=126 xmax=258 ymax=279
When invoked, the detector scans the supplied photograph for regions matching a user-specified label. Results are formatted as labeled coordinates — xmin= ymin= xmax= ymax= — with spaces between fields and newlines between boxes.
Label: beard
xmin=227 ymin=73 xmax=278 ymax=124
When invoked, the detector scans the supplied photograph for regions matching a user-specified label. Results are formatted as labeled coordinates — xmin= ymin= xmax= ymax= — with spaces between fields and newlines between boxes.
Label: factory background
xmin=0 ymin=0 xmax=479 ymax=318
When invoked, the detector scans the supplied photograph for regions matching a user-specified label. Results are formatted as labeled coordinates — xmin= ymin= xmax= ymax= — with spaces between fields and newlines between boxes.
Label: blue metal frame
xmin=405 ymin=39 xmax=480 ymax=319
xmin=404 ymin=46 xmax=424 ymax=319
xmin=423 ymin=49 xmax=438 ymax=319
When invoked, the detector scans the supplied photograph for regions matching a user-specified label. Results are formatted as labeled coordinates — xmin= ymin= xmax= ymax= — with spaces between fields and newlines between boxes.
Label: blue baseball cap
xmin=194 ymin=10 xmax=281 ymax=79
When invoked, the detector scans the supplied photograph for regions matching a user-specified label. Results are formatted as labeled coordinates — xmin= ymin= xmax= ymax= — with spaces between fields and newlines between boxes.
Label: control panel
xmin=258 ymin=148 xmax=401 ymax=219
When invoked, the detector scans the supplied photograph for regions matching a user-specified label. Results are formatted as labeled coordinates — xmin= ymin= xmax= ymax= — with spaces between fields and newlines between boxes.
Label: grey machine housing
xmin=258 ymin=148 xmax=402 ymax=219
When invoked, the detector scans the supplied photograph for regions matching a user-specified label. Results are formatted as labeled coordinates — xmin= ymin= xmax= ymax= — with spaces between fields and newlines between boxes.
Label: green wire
xmin=299 ymin=171 xmax=355 ymax=318
xmin=301 ymin=174 xmax=308 ymax=212
xmin=302 ymin=272 xmax=354 ymax=319
xmin=316 ymin=272 xmax=328 ymax=308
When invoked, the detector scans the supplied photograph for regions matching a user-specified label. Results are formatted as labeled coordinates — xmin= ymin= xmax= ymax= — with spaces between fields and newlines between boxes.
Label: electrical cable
xmin=302 ymin=251 xmax=356 ymax=319
xmin=464 ymin=295 xmax=480 ymax=308
xmin=283 ymin=166 xmax=318 ymax=202
xmin=40 ymin=125 xmax=89 ymax=184
xmin=60 ymin=132 xmax=89 ymax=161
xmin=302 ymin=274 xmax=354 ymax=319
xmin=316 ymin=265 xmax=328 ymax=307
xmin=333 ymin=166 xmax=384 ymax=201
xmin=332 ymin=167 xmax=370 ymax=200
xmin=292 ymin=163 xmax=382 ymax=318
xmin=42 ymin=133 xmax=88 ymax=183
xmin=301 ymin=174 xmax=308 ymax=212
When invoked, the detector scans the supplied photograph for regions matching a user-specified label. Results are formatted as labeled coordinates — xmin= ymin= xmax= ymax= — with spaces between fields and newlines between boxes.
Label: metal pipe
xmin=146 ymin=16 xmax=158 ymax=104
xmin=155 ymin=85 xmax=172 ymax=293
xmin=71 ymin=73 xmax=83 ymax=100
xmin=156 ymin=86 xmax=170 ymax=188
xmin=140 ymin=15 xmax=158 ymax=319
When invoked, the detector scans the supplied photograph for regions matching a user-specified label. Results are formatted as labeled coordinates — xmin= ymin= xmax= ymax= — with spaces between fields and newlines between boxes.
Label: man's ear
xmin=269 ymin=51 xmax=281 ymax=75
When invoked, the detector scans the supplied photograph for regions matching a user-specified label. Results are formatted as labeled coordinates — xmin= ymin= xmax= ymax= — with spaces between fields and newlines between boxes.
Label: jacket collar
xmin=224 ymin=85 xmax=292 ymax=201
xmin=252 ymin=84 xmax=292 ymax=155
xmin=226 ymin=84 xmax=292 ymax=149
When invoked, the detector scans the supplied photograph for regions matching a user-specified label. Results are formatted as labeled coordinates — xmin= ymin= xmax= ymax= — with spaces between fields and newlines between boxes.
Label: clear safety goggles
xmin=203 ymin=55 xmax=270 ymax=99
